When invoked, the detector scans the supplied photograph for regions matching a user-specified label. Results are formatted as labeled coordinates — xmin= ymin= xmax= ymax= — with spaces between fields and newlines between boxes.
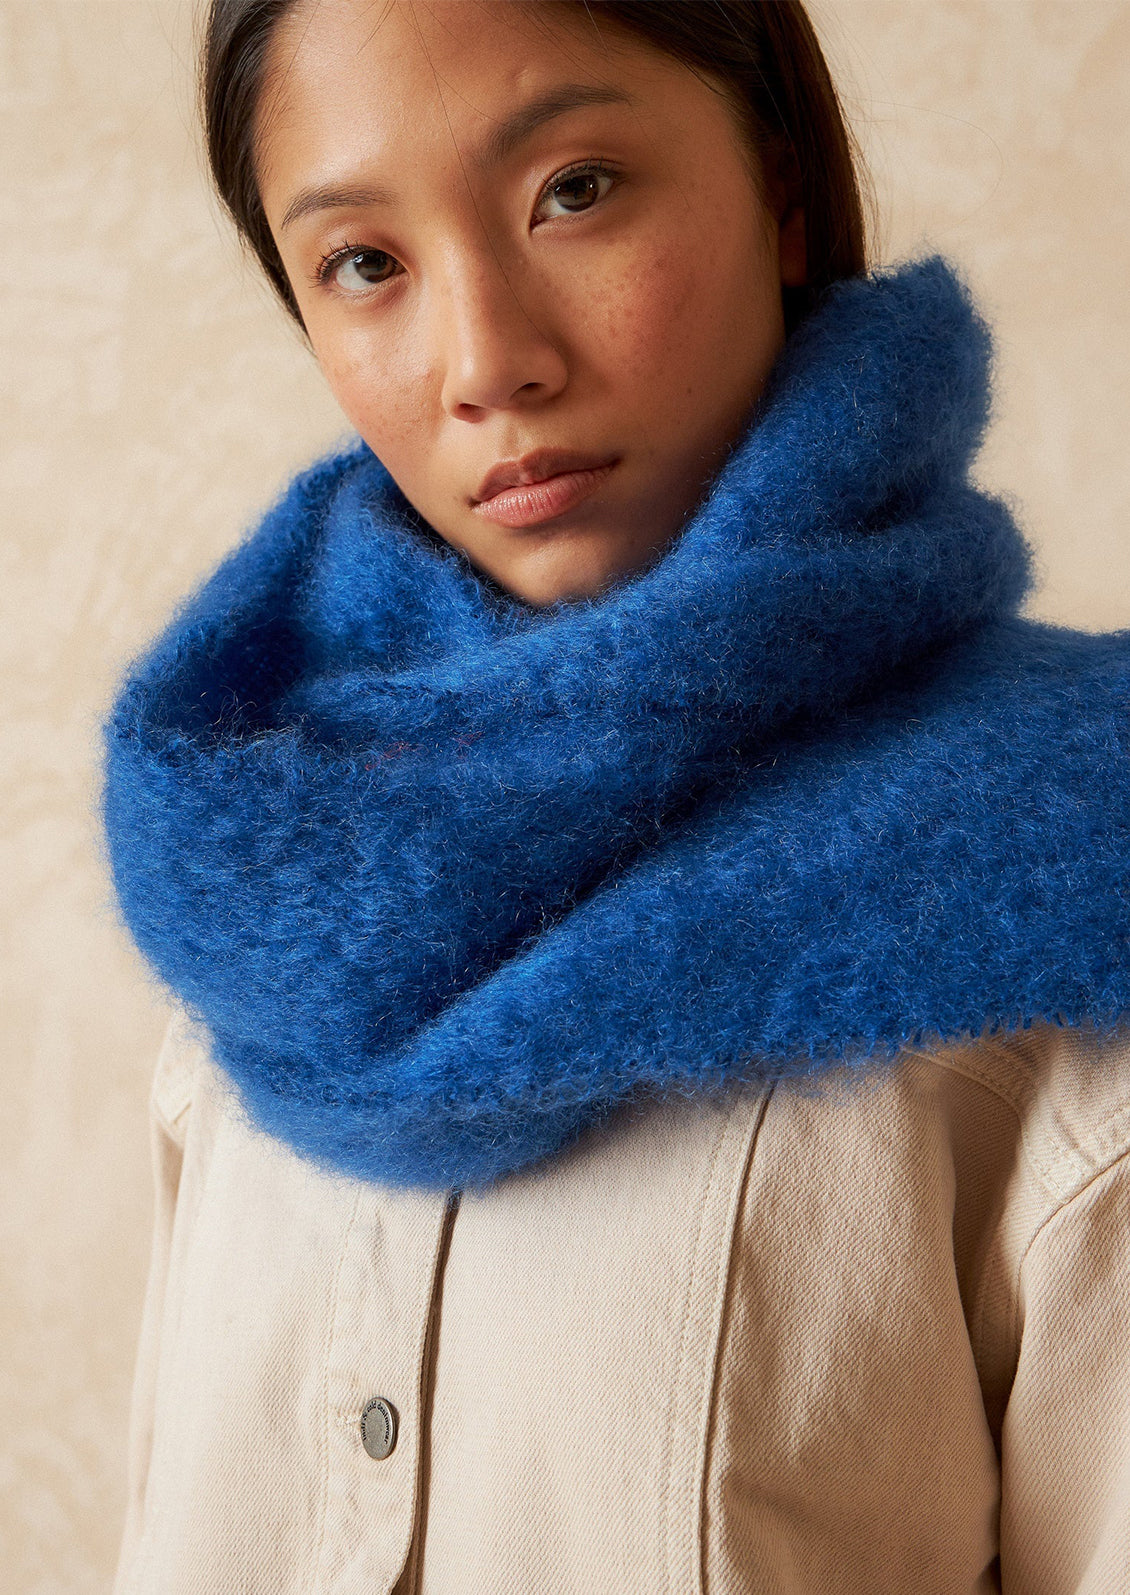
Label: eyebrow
xmin=279 ymin=82 xmax=634 ymax=232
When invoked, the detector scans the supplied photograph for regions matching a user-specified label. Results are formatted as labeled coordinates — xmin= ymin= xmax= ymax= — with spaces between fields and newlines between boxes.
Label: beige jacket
xmin=112 ymin=1005 xmax=1130 ymax=1595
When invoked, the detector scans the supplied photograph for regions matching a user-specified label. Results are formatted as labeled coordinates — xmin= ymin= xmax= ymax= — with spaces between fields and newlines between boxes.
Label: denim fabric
xmin=112 ymin=1010 xmax=1130 ymax=1594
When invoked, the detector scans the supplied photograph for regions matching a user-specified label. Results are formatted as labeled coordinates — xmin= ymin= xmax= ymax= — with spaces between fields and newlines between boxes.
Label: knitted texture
xmin=101 ymin=257 xmax=1130 ymax=1193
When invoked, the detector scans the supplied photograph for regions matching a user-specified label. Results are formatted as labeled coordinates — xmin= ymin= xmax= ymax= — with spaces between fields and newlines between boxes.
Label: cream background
xmin=1 ymin=2 xmax=1127 ymax=1588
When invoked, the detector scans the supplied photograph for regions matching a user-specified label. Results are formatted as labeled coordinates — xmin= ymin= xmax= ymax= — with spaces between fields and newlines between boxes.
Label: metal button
xmin=360 ymin=1396 xmax=398 ymax=1460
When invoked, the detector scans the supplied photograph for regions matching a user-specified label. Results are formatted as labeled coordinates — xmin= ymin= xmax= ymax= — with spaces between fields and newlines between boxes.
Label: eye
xmin=533 ymin=160 xmax=618 ymax=223
xmin=315 ymin=244 xmax=401 ymax=294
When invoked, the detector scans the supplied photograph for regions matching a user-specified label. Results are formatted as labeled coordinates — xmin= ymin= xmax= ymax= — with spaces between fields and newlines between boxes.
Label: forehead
xmin=255 ymin=0 xmax=686 ymax=190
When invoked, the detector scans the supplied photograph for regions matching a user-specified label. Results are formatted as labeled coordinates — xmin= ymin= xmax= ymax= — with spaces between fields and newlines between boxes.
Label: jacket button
xmin=360 ymin=1396 xmax=398 ymax=1460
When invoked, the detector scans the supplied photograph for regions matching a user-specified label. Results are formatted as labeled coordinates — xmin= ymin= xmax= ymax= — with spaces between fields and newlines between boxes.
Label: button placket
xmin=312 ymin=1185 xmax=458 ymax=1594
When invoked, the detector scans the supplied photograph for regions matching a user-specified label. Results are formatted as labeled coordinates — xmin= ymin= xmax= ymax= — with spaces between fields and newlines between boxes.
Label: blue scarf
xmin=101 ymin=257 xmax=1130 ymax=1193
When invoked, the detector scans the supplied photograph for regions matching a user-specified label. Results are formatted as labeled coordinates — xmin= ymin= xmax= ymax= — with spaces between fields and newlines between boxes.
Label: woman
xmin=103 ymin=1 xmax=1130 ymax=1590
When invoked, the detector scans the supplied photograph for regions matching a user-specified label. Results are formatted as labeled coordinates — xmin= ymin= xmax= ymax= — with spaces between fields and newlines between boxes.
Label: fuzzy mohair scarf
xmin=102 ymin=257 xmax=1130 ymax=1193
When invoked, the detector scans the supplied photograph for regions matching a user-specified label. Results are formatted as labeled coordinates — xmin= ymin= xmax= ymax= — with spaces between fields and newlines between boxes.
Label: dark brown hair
xmin=200 ymin=0 xmax=868 ymax=332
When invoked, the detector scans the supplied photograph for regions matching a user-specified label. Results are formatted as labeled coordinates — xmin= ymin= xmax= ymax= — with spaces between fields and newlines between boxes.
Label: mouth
xmin=470 ymin=449 xmax=618 ymax=529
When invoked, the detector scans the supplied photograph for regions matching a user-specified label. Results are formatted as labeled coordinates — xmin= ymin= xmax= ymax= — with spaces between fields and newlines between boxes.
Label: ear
xmin=765 ymin=143 xmax=807 ymax=290
xmin=778 ymin=201 xmax=808 ymax=289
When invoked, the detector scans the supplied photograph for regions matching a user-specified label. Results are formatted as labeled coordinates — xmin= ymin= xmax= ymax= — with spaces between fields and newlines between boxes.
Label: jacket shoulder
xmin=919 ymin=1020 xmax=1130 ymax=1207
xmin=149 ymin=1003 xmax=222 ymax=1145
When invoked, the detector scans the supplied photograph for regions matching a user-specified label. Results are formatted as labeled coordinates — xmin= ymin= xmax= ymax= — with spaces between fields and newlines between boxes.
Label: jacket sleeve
xmin=111 ymin=1010 xmax=199 ymax=1595
xmin=998 ymin=1148 xmax=1130 ymax=1594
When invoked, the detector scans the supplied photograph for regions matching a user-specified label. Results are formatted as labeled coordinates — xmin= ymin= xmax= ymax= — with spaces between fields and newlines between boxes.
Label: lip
xmin=470 ymin=449 xmax=618 ymax=529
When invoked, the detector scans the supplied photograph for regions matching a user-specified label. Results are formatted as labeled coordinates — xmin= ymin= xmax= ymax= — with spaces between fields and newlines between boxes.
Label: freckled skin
xmin=256 ymin=0 xmax=807 ymax=606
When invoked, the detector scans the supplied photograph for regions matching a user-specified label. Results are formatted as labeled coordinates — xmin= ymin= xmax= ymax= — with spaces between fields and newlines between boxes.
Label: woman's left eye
xmin=533 ymin=161 xmax=617 ymax=223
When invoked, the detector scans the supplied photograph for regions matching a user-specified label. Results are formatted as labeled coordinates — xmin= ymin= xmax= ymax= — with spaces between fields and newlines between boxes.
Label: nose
xmin=436 ymin=252 xmax=568 ymax=419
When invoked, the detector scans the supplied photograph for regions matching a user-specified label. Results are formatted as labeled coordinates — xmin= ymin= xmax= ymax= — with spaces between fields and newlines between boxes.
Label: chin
xmin=501 ymin=528 xmax=672 ymax=609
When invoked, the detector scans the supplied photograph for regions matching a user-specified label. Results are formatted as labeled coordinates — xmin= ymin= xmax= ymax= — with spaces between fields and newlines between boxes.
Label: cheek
xmin=578 ymin=243 xmax=699 ymax=385
xmin=570 ymin=218 xmax=778 ymax=406
xmin=313 ymin=323 xmax=431 ymax=466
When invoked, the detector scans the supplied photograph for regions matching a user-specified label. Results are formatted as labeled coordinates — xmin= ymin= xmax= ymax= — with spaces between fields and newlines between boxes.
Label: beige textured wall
xmin=2 ymin=2 xmax=1127 ymax=1587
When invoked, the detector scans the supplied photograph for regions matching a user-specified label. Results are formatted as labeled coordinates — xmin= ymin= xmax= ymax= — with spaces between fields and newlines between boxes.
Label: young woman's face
xmin=256 ymin=0 xmax=805 ymax=606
